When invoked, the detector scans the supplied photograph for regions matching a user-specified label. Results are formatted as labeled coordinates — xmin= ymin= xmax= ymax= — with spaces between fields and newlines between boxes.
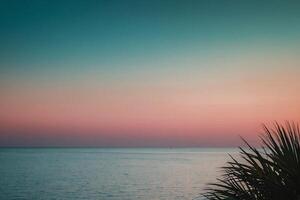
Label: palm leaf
xmin=202 ymin=121 xmax=300 ymax=200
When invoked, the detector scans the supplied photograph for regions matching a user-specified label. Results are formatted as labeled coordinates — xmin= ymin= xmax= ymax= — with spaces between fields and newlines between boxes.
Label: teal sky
xmin=1 ymin=0 xmax=300 ymax=74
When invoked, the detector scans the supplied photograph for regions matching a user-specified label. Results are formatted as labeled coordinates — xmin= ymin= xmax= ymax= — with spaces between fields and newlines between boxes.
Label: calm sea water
xmin=0 ymin=148 xmax=238 ymax=200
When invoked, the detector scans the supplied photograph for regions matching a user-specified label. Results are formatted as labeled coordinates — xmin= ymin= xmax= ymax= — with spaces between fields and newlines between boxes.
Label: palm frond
xmin=202 ymin=121 xmax=300 ymax=200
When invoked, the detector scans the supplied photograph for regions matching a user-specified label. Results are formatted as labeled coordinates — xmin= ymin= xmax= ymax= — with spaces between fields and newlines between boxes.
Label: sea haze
xmin=0 ymin=148 xmax=238 ymax=200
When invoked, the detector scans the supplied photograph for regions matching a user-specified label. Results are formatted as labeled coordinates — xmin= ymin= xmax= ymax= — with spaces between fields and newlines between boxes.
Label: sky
xmin=0 ymin=0 xmax=300 ymax=147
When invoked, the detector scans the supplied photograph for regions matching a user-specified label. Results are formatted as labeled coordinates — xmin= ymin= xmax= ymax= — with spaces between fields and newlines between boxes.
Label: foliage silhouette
xmin=202 ymin=122 xmax=300 ymax=200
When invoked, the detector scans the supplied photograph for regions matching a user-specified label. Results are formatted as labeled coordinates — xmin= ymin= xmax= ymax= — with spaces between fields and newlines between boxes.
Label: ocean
xmin=0 ymin=148 xmax=238 ymax=200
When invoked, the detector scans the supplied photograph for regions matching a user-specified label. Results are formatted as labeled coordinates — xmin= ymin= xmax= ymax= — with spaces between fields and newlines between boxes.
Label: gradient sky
xmin=0 ymin=0 xmax=300 ymax=147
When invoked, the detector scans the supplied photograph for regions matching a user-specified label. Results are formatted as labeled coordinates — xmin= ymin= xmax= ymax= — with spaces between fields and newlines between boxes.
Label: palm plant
xmin=202 ymin=122 xmax=300 ymax=200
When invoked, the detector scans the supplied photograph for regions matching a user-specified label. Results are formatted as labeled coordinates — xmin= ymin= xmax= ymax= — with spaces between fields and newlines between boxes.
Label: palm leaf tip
xmin=202 ymin=121 xmax=300 ymax=200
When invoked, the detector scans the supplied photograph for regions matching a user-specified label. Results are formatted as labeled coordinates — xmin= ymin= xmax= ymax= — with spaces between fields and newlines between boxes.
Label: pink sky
xmin=1 ymin=53 xmax=299 ymax=147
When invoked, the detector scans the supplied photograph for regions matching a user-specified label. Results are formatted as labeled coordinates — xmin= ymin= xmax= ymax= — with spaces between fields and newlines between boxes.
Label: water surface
xmin=0 ymin=148 xmax=238 ymax=200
